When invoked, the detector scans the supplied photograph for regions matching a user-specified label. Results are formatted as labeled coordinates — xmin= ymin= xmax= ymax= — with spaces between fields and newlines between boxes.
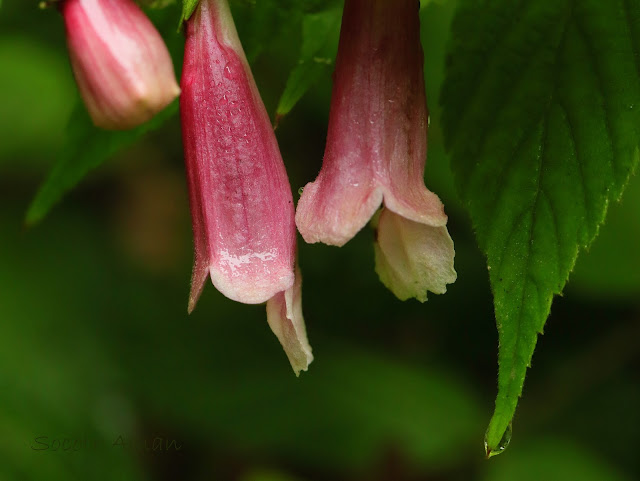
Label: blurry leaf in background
xmin=231 ymin=1 xmax=303 ymax=64
xmin=0 ymin=36 xmax=75 ymax=168
xmin=481 ymin=438 xmax=633 ymax=481
xmin=0 ymin=209 xmax=148 ymax=481
xmin=126 ymin=337 xmax=484 ymax=473
xmin=138 ymin=0 xmax=176 ymax=8
xmin=569 ymin=171 xmax=640 ymax=300
xmin=241 ymin=470 xmax=306 ymax=481
xmin=441 ymin=0 xmax=640 ymax=453
xmin=2 ymin=188 xmax=483 ymax=478
xmin=25 ymin=101 xmax=179 ymax=225
xmin=276 ymin=8 xmax=341 ymax=120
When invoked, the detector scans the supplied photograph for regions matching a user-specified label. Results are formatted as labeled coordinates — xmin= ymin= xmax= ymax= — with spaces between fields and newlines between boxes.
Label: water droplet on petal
xmin=224 ymin=63 xmax=234 ymax=79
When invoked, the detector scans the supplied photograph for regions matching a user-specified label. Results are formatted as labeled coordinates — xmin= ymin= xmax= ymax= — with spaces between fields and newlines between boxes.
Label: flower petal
xmin=374 ymin=208 xmax=456 ymax=302
xmin=182 ymin=0 xmax=296 ymax=306
xmin=266 ymin=269 xmax=313 ymax=376
xmin=296 ymin=0 xmax=447 ymax=247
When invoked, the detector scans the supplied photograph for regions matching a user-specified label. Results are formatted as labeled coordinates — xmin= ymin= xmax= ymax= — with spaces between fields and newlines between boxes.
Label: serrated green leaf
xmin=276 ymin=7 xmax=341 ymax=119
xmin=441 ymin=0 xmax=640 ymax=454
xmin=26 ymin=100 xmax=178 ymax=225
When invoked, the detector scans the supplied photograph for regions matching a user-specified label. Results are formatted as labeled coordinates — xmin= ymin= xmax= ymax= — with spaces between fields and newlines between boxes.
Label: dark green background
xmin=0 ymin=1 xmax=638 ymax=480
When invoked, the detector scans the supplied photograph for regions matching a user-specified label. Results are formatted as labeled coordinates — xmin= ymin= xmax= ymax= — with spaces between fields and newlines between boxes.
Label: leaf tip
xmin=484 ymin=420 xmax=513 ymax=459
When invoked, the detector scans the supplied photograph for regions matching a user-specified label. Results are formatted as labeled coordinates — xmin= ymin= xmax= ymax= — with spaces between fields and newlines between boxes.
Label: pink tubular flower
xmin=61 ymin=0 xmax=180 ymax=130
xmin=295 ymin=0 xmax=456 ymax=301
xmin=296 ymin=0 xmax=456 ymax=300
xmin=181 ymin=0 xmax=312 ymax=374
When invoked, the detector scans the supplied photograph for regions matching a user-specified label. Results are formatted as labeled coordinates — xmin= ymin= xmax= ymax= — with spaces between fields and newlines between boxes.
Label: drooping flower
xmin=295 ymin=0 xmax=456 ymax=301
xmin=181 ymin=0 xmax=312 ymax=374
xmin=61 ymin=0 xmax=180 ymax=130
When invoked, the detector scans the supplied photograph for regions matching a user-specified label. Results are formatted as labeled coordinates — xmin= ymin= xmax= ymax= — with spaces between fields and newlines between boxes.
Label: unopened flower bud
xmin=61 ymin=0 xmax=180 ymax=129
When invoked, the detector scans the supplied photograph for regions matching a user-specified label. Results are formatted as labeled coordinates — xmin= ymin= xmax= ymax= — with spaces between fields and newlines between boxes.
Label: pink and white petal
xmin=296 ymin=173 xmax=382 ymax=247
xmin=296 ymin=0 xmax=447 ymax=245
xmin=374 ymin=208 xmax=456 ymax=302
xmin=296 ymin=0 xmax=396 ymax=246
xmin=181 ymin=0 xmax=296 ymax=306
xmin=266 ymin=269 xmax=313 ymax=376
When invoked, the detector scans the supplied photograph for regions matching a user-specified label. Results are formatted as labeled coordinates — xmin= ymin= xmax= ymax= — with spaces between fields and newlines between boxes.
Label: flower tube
xmin=296 ymin=0 xmax=456 ymax=301
xmin=181 ymin=0 xmax=312 ymax=374
xmin=61 ymin=0 xmax=180 ymax=130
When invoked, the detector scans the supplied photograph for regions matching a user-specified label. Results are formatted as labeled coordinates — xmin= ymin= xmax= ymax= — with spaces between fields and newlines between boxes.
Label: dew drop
xmin=297 ymin=187 xmax=304 ymax=195
xmin=223 ymin=63 xmax=234 ymax=79
xmin=484 ymin=422 xmax=512 ymax=458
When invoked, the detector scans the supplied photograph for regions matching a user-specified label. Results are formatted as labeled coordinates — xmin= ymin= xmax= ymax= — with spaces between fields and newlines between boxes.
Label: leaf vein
xmin=557 ymin=101 xmax=591 ymax=232
xmin=446 ymin=0 xmax=530 ymax=142
xmin=572 ymin=12 xmax=616 ymax=183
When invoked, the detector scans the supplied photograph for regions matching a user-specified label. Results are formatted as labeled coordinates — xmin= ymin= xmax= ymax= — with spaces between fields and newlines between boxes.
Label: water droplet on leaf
xmin=485 ymin=422 xmax=512 ymax=458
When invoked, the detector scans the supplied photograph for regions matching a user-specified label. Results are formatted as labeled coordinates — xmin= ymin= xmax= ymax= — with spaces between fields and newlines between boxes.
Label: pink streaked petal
xmin=181 ymin=0 xmax=295 ymax=306
xmin=62 ymin=0 xmax=179 ymax=130
xmin=370 ymin=0 xmax=447 ymax=227
xmin=297 ymin=0 xmax=446 ymax=246
xmin=295 ymin=175 xmax=382 ymax=247
xmin=266 ymin=269 xmax=313 ymax=376
xmin=374 ymin=208 xmax=456 ymax=302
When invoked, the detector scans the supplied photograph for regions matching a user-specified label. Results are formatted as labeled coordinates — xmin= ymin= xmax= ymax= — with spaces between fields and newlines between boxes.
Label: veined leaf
xmin=441 ymin=0 xmax=640 ymax=455
xmin=25 ymin=101 xmax=178 ymax=225
xmin=276 ymin=7 xmax=341 ymax=119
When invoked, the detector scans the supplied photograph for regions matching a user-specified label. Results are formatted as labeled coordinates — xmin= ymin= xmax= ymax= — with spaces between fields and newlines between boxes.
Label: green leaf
xmin=138 ymin=0 xmax=176 ymax=8
xmin=231 ymin=1 xmax=304 ymax=64
xmin=276 ymin=7 xmax=341 ymax=119
xmin=25 ymin=100 xmax=178 ymax=225
xmin=440 ymin=0 xmax=640 ymax=454
xmin=180 ymin=0 xmax=199 ymax=25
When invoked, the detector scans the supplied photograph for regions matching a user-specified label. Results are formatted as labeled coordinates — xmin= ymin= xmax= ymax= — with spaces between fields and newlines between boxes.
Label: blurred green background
xmin=1 ymin=1 xmax=639 ymax=480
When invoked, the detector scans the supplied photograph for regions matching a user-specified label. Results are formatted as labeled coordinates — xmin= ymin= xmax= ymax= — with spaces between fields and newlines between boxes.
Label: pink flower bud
xmin=61 ymin=0 xmax=180 ymax=130
xmin=296 ymin=0 xmax=456 ymax=300
xmin=181 ymin=0 xmax=312 ymax=373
